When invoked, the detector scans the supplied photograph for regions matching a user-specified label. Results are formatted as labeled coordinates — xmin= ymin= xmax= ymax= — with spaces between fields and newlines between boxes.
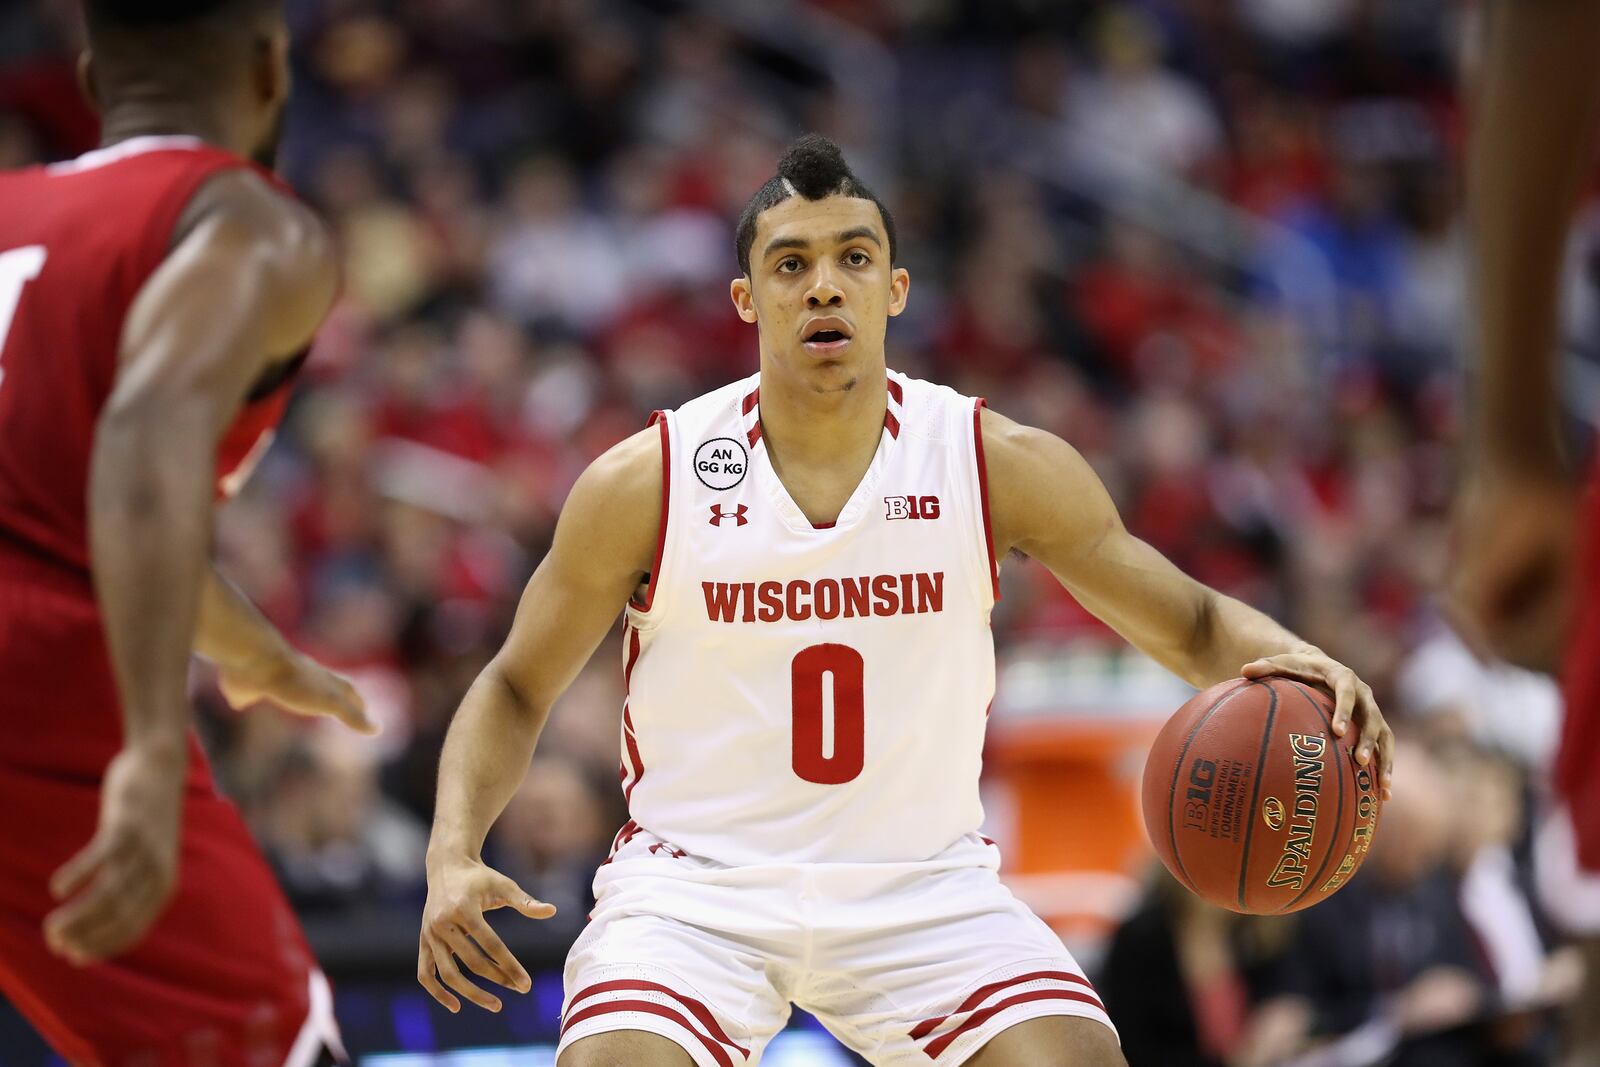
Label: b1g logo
xmin=884 ymin=495 xmax=940 ymax=520
xmin=695 ymin=437 xmax=747 ymax=490
xmin=1183 ymin=758 xmax=1216 ymax=830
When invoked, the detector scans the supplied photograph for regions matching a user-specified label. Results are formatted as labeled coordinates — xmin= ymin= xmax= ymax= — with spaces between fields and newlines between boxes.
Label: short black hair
xmin=84 ymin=0 xmax=271 ymax=31
xmin=735 ymin=134 xmax=897 ymax=276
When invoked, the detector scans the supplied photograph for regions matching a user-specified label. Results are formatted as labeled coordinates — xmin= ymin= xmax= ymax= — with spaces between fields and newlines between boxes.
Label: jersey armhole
xmin=629 ymin=410 xmax=672 ymax=614
xmin=972 ymin=398 xmax=1001 ymax=604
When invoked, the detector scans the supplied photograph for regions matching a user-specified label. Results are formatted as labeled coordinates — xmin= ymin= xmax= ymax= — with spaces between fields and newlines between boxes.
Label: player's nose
xmin=805 ymin=274 xmax=844 ymax=307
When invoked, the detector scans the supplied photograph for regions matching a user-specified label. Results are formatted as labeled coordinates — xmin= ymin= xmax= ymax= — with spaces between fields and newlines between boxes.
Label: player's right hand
xmin=419 ymin=855 xmax=554 ymax=1013
xmin=218 ymin=650 xmax=378 ymax=735
xmin=43 ymin=745 xmax=185 ymax=966
xmin=1451 ymin=473 xmax=1577 ymax=673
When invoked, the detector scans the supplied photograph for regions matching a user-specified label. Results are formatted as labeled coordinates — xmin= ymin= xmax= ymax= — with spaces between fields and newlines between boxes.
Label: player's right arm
xmin=44 ymin=171 xmax=337 ymax=967
xmin=419 ymin=426 xmax=662 ymax=1014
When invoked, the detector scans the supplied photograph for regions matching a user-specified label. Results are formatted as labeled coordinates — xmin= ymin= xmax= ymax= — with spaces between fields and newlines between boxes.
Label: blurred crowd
xmin=1 ymin=0 xmax=1591 ymax=1062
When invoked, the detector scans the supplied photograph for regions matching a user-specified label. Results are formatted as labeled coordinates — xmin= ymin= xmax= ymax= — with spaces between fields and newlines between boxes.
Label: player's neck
xmin=97 ymin=101 xmax=242 ymax=157
xmin=757 ymin=364 xmax=887 ymax=472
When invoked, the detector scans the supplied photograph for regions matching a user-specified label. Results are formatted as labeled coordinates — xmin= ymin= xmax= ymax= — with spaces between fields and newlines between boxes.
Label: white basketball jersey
xmin=614 ymin=369 xmax=1000 ymax=866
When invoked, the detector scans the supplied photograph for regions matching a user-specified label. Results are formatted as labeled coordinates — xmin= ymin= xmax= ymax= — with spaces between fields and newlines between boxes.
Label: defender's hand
xmin=1452 ymin=474 xmax=1577 ymax=674
xmin=219 ymin=651 xmax=377 ymax=735
xmin=419 ymin=856 xmax=554 ymax=1013
xmin=43 ymin=746 xmax=185 ymax=965
xmin=1241 ymin=650 xmax=1395 ymax=799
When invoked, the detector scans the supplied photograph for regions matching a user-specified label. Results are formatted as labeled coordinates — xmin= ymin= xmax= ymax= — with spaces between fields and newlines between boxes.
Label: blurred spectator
xmin=1102 ymin=872 xmax=1293 ymax=1067
xmin=1241 ymin=745 xmax=1493 ymax=1067
xmin=254 ymin=734 xmax=429 ymax=913
xmin=1397 ymin=626 xmax=1562 ymax=774
xmin=487 ymin=755 xmax=623 ymax=919
xmin=1066 ymin=6 xmax=1224 ymax=189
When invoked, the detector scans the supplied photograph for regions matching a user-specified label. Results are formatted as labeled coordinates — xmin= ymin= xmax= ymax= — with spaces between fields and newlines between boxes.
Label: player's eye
xmin=777 ymin=257 xmax=803 ymax=273
xmin=846 ymin=250 xmax=870 ymax=266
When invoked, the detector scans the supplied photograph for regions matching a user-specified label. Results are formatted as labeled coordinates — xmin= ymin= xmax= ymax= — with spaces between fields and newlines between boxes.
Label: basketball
xmin=1142 ymin=677 xmax=1381 ymax=915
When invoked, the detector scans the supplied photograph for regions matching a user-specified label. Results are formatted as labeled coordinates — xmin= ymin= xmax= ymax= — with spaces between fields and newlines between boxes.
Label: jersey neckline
xmin=47 ymin=135 xmax=209 ymax=176
xmin=740 ymin=371 xmax=906 ymax=534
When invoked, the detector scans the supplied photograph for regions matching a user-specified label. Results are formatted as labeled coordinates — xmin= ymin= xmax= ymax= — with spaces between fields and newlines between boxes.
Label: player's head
xmin=79 ymin=0 xmax=289 ymax=163
xmin=730 ymin=134 xmax=909 ymax=395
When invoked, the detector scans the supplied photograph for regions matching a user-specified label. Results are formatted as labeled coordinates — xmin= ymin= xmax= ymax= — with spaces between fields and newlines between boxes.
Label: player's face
xmin=731 ymin=195 xmax=909 ymax=394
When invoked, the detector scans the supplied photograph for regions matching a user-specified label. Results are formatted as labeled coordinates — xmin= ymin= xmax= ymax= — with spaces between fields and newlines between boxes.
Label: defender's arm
xmin=49 ymin=171 xmax=336 ymax=965
xmin=197 ymin=565 xmax=374 ymax=733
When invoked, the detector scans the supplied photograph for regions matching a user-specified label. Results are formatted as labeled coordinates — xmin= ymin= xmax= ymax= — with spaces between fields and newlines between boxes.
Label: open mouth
xmin=803 ymin=319 xmax=853 ymax=351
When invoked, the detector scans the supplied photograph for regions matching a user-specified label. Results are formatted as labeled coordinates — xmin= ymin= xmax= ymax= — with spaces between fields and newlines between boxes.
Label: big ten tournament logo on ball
xmin=695 ymin=437 xmax=748 ymax=491
xmin=1182 ymin=754 xmax=1250 ymax=843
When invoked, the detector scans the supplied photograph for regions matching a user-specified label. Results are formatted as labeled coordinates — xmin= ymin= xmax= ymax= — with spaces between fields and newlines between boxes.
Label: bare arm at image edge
xmin=1455 ymin=0 xmax=1600 ymax=671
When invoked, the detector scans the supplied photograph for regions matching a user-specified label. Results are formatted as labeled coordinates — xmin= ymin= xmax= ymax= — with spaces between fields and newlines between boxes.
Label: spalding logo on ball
xmin=1141 ymin=676 xmax=1382 ymax=914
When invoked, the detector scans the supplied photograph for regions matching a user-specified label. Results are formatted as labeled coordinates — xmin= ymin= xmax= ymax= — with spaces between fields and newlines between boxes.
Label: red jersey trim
xmin=631 ymin=412 xmax=671 ymax=612
xmin=972 ymin=398 xmax=1000 ymax=603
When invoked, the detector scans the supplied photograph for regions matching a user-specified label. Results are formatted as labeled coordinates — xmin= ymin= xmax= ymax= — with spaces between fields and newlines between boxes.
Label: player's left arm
xmin=982 ymin=406 xmax=1394 ymax=793
xmin=194 ymin=566 xmax=376 ymax=734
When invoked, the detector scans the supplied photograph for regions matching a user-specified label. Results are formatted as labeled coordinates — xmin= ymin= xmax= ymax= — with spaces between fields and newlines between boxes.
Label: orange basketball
xmin=1141 ymin=677 xmax=1381 ymax=914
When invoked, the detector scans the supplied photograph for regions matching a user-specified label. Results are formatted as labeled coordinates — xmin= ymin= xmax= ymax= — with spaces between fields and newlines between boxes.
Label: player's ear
xmin=887 ymin=266 xmax=910 ymax=318
xmin=254 ymin=25 xmax=290 ymax=109
xmin=76 ymin=51 xmax=101 ymax=115
xmin=730 ymin=276 xmax=758 ymax=324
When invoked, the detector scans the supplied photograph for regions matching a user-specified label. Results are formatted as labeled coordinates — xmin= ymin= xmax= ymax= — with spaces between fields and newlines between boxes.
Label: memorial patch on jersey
xmin=702 ymin=572 xmax=944 ymax=623
xmin=694 ymin=437 xmax=747 ymax=490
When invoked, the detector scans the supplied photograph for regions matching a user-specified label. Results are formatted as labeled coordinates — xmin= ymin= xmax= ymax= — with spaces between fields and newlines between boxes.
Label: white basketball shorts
xmin=557 ymin=828 xmax=1117 ymax=1066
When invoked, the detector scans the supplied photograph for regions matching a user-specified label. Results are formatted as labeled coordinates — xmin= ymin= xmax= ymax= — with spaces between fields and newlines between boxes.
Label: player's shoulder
xmin=570 ymin=421 xmax=664 ymax=513
xmin=174 ymin=167 xmax=331 ymax=269
xmin=976 ymin=405 xmax=1089 ymax=503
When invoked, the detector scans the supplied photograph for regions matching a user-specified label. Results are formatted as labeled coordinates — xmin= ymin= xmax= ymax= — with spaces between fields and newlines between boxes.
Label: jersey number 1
xmin=0 ymin=246 xmax=48 ymax=392
xmin=791 ymin=643 xmax=865 ymax=784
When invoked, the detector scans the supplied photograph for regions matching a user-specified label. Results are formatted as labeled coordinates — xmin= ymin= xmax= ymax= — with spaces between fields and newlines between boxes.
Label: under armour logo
xmin=709 ymin=504 xmax=749 ymax=527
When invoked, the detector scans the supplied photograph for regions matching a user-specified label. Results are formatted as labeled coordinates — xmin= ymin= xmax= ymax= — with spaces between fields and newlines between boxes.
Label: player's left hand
xmin=1240 ymin=649 xmax=1395 ymax=800
xmin=218 ymin=651 xmax=378 ymax=735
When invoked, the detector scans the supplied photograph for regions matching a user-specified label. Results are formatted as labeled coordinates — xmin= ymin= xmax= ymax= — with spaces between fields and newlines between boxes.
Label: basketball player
xmin=1453 ymin=3 xmax=1600 ymax=1064
xmin=419 ymin=135 xmax=1395 ymax=1067
xmin=0 ymin=1 xmax=376 ymax=1063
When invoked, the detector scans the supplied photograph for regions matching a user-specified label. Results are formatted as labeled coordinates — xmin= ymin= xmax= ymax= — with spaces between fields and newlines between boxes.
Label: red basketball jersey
xmin=0 ymin=135 xmax=299 ymax=574
xmin=1559 ymin=460 xmax=1600 ymax=872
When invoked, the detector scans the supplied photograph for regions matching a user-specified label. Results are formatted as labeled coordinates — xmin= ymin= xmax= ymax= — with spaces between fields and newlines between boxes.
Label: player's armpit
xmin=979 ymin=405 xmax=1221 ymax=685
xmin=426 ymin=426 xmax=661 ymax=868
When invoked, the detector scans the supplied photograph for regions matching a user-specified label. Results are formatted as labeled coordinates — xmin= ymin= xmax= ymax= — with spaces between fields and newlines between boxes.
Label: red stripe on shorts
xmin=911 ymin=970 xmax=1101 ymax=1039
xmin=566 ymin=978 xmax=749 ymax=1057
xmin=922 ymin=988 xmax=1106 ymax=1059
xmin=562 ymin=999 xmax=734 ymax=1067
